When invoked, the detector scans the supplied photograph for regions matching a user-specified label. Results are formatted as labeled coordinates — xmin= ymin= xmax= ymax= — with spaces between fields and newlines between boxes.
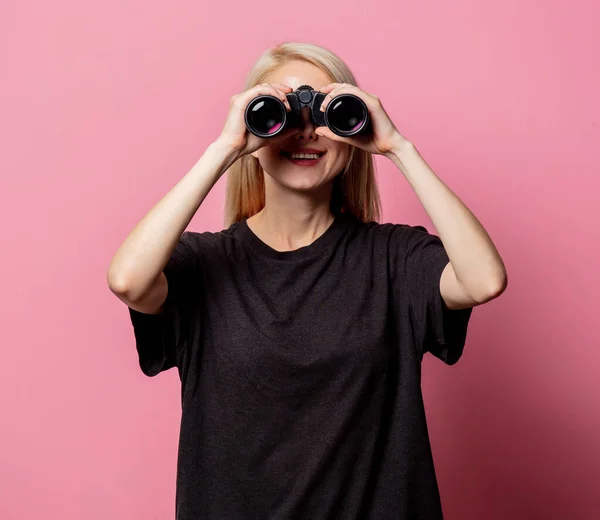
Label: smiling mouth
xmin=280 ymin=151 xmax=326 ymax=159
xmin=279 ymin=151 xmax=327 ymax=166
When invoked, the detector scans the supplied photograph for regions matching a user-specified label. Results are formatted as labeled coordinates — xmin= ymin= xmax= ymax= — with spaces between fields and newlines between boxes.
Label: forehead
xmin=264 ymin=60 xmax=332 ymax=91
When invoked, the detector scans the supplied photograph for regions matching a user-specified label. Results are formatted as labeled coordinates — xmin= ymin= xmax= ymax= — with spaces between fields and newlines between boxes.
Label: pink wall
xmin=2 ymin=0 xmax=598 ymax=518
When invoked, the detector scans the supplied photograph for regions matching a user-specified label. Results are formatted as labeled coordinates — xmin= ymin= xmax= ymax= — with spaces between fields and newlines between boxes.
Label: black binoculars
xmin=244 ymin=84 xmax=372 ymax=139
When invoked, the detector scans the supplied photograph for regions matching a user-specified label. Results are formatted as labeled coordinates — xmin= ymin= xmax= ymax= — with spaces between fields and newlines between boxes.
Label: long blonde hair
xmin=223 ymin=42 xmax=382 ymax=228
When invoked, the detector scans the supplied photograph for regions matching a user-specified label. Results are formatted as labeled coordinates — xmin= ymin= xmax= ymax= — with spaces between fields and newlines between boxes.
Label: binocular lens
xmin=327 ymin=96 xmax=366 ymax=134
xmin=246 ymin=98 xmax=284 ymax=135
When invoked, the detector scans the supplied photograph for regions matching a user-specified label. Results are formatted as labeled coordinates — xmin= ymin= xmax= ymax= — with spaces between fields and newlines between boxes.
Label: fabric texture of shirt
xmin=127 ymin=211 xmax=473 ymax=519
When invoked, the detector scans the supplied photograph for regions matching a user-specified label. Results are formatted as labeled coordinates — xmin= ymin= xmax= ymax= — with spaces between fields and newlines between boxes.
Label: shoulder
xmin=338 ymin=217 xmax=436 ymax=267
xmin=350 ymin=217 xmax=432 ymax=246
xmin=352 ymin=220 xmax=445 ymax=273
xmin=181 ymin=221 xmax=243 ymax=248
xmin=177 ymin=221 xmax=248 ymax=263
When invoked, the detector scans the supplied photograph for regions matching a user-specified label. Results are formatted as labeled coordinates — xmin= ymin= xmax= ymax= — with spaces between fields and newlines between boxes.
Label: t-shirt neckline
xmin=239 ymin=212 xmax=349 ymax=261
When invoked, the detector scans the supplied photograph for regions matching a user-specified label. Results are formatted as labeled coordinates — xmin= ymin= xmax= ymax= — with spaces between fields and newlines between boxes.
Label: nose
xmin=294 ymin=107 xmax=317 ymax=141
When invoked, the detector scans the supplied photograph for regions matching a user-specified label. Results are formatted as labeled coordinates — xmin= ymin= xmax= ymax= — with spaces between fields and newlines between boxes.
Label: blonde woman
xmin=108 ymin=42 xmax=507 ymax=520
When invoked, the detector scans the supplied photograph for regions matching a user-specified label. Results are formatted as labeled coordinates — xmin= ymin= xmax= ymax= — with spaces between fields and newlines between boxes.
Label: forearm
xmin=107 ymin=140 xmax=239 ymax=301
xmin=385 ymin=138 xmax=507 ymax=299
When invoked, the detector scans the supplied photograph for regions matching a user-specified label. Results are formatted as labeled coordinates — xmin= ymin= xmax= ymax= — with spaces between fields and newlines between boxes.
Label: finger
xmin=268 ymin=84 xmax=292 ymax=110
xmin=320 ymin=85 xmax=376 ymax=113
xmin=270 ymin=83 xmax=293 ymax=91
xmin=318 ymin=83 xmax=345 ymax=93
xmin=250 ymin=83 xmax=291 ymax=110
xmin=319 ymin=85 xmax=351 ymax=111
xmin=269 ymin=83 xmax=294 ymax=103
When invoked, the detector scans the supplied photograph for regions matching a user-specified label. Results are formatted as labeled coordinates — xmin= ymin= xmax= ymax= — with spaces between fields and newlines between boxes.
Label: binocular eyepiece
xmin=244 ymin=84 xmax=372 ymax=139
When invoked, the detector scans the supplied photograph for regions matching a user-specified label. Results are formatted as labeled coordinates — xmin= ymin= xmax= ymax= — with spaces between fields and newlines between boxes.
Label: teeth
xmin=288 ymin=153 xmax=321 ymax=159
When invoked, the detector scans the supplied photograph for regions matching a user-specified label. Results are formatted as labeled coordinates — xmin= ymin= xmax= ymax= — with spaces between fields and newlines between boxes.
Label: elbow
xmin=476 ymin=273 xmax=508 ymax=304
xmin=107 ymin=268 xmax=136 ymax=299
xmin=491 ymin=270 xmax=508 ymax=297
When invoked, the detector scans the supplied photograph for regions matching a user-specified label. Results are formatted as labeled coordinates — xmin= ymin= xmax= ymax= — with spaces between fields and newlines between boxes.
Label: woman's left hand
xmin=315 ymin=83 xmax=409 ymax=156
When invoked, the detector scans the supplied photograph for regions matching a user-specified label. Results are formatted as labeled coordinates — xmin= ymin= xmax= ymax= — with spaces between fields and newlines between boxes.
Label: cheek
xmin=254 ymin=150 xmax=279 ymax=167
xmin=330 ymin=147 xmax=350 ymax=167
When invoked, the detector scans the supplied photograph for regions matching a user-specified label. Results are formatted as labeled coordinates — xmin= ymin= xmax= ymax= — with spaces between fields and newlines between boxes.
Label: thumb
xmin=272 ymin=127 xmax=300 ymax=143
xmin=315 ymin=126 xmax=339 ymax=140
xmin=315 ymin=127 xmax=351 ymax=144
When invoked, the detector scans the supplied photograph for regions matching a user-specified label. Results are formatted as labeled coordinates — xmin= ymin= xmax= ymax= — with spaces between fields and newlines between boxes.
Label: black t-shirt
xmin=127 ymin=211 xmax=473 ymax=519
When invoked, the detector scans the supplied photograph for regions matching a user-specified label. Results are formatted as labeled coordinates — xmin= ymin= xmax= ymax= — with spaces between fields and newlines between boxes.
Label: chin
xmin=259 ymin=153 xmax=343 ymax=190
xmin=264 ymin=168 xmax=328 ymax=191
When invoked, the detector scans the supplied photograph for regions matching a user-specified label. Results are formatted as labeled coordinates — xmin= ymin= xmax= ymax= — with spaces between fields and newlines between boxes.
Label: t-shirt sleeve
xmin=389 ymin=224 xmax=473 ymax=365
xmin=127 ymin=231 xmax=202 ymax=377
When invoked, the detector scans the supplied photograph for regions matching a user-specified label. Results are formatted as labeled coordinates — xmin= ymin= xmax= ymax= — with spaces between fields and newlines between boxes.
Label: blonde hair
xmin=223 ymin=41 xmax=382 ymax=228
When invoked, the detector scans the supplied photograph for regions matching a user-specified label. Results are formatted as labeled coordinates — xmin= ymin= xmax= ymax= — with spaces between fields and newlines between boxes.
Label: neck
xmin=249 ymin=182 xmax=336 ymax=252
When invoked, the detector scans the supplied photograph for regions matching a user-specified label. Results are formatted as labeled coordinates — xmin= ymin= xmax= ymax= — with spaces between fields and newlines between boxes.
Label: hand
xmin=215 ymin=83 xmax=302 ymax=159
xmin=315 ymin=83 xmax=410 ymax=156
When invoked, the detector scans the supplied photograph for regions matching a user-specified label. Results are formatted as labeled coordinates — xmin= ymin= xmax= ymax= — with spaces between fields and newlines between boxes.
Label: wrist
xmin=384 ymin=134 xmax=414 ymax=160
xmin=209 ymin=138 xmax=242 ymax=166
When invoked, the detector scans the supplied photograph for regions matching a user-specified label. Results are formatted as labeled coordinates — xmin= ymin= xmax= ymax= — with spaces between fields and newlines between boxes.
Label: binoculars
xmin=244 ymin=84 xmax=372 ymax=139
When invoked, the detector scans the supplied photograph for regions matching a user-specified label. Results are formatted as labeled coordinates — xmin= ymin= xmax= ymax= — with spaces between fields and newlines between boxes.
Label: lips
xmin=280 ymin=149 xmax=326 ymax=158
xmin=280 ymin=154 xmax=326 ymax=167
xmin=282 ymin=148 xmax=325 ymax=153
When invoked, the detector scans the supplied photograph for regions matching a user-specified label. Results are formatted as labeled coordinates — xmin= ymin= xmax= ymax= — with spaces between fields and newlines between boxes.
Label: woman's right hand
xmin=215 ymin=83 xmax=300 ymax=159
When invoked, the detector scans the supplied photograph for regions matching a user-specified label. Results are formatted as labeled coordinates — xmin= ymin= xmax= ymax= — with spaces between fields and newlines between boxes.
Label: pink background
xmin=2 ymin=0 xmax=599 ymax=518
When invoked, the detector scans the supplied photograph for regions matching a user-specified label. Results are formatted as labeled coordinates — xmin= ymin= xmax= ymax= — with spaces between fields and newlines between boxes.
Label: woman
xmin=108 ymin=42 xmax=507 ymax=519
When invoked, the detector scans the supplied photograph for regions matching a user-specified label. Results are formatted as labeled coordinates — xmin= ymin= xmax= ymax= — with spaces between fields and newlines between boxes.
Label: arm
xmin=107 ymin=140 xmax=239 ymax=309
xmin=384 ymin=138 xmax=508 ymax=310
